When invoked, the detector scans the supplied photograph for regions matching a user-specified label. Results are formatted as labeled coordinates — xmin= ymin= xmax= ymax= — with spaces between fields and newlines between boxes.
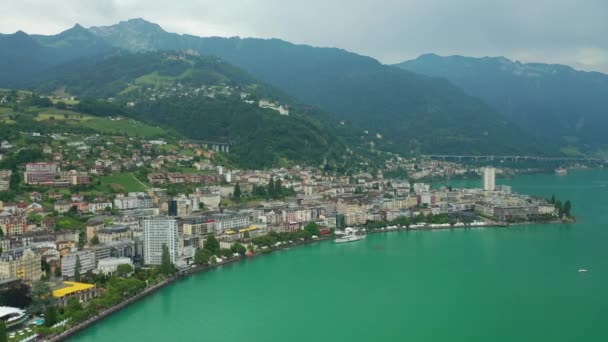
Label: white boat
xmin=335 ymin=234 xmax=366 ymax=243
xmin=578 ymin=268 xmax=588 ymax=273
xmin=335 ymin=227 xmax=366 ymax=243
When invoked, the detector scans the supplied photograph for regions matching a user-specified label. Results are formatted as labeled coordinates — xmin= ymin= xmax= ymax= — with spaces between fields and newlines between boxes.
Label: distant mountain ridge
xmin=85 ymin=19 xmax=545 ymax=155
xmin=0 ymin=24 xmax=114 ymax=87
xmin=397 ymin=54 xmax=608 ymax=157
xmin=0 ymin=18 xmax=548 ymax=157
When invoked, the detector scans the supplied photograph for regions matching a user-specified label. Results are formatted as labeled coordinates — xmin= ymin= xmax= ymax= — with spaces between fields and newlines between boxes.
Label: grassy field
xmin=35 ymin=111 xmax=92 ymax=122
xmin=98 ymin=173 xmax=149 ymax=193
xmin=56 ymin=216 xmax=86 ymax=230
xmin=82 ymin=117 xmax=167 ymax=137
xmin=51 ymin=98 xmax=80 ymax=105
xmin=0 ymin=106 xmax=16 ymax=124
xmin=33 ymin=110 xmax=169 ymax=137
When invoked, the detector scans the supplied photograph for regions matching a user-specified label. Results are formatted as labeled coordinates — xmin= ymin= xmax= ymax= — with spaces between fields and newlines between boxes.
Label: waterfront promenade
xmin=43 ymin=217 xmax=570 ymax=341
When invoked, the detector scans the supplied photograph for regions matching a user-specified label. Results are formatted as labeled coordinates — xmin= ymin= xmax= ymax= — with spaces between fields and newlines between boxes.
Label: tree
xmin=233 ymin=183 xmax=241 ymax=199
xmin=116 ymin=264 xmax=134 ymax=277
xmin=160 ymin=244 xmax=174 ymax=276
xmin=303 ymin=222 xmax=320 ymax=237
xmin=9 ymin=172 xmax=20 ymax=190
xmin=74 ymin=255 xmax=82 ymax=281
xmin=203 ymin=234 xmax=220 ymax=255
xmin=0 ymin=283 xmax=31 ymax=308
xmin=28 ymin=280 xmax=51 ymax=313
xmin=67 ymin=205 xmax=79 ymax=217
xmin=230 ymin=243 xmax=246 ymax=255
xmin=91 ymin=235 xmax=100 ymax=245
xmin=563 ymin=200 xmax=572 ymax=217
xmin=43 ymin=305 xmax=59 ymax=327
xmin=268 ymin=178 xmax=275 ymax=197
xmin=254 ymin=184 xmax=266 ymax=197
xmin=275 ymin=178 xmax=283 ymax=197
xmin=555 ymin=200 xmax=564 ymax=216
xmin=243 ymin=231 xmax=250 ymax=239
xmin=0 ymin=320 xmax=6 ymax=342
xmin=194 ymin=249 xmax=210 ymax=265
xmin=550 ymin=194 xmax=556 ymax=204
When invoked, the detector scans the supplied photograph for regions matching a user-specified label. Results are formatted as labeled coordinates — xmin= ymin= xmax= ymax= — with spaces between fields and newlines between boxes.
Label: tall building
xmin=483 ymin=167 xmax=496 ymax=191
xmin=143 ymin=217 xmax=178 ymax=265
xmin=167 ymin=200 xmax=178 ymax=217
xmin=0 ymin=248 xmax=43 ymax=282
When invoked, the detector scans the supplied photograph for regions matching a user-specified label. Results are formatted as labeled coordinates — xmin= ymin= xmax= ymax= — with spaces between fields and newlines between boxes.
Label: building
xmin=87 ymin=201 xmax=112 ymax=214
xmin=114 ymin=194 xmax=153 ymax=210
xmin=68 ymin=171 xmax=90 ymax=185
xmin=61 ymin=251 xmax=96 ymax=278
xmin=143 ymin=217 xmax=178 ymax=265
xmin=0 ymin=248 xmax=43 ymax=282
xmin=167 ymin=200 xmax=177 ymax=217
xmin=0 ymin=212 xmax=26 ymax=236
xmin=97 ymin=225 xmax=131 ymax=243
xmin=0 ymin=170 xmax=11 ymax=191
xmin=483 ymin=167 xmax=496 ymax=191
xmin=86 ymin=219 xmax=105 ymax=243
xmin=52 ymin=281 xmax=97 ymax=307
xmin=89 ymin=240 xmax=139 ymax=263
xmin=96 ymin=257 xmax=133 ymax=276
xmin=23 ymin=162 xmax=58 ymax=185
xmin=181 ymin=217 xmax=215 ymax=236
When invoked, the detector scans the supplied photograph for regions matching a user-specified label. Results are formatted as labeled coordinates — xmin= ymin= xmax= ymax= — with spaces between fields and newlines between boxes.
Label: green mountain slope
xmin=87 ymin=19 xmax=544 ymax=156
xmin=397 ymin=54 xmax=608 ymax=156
xmin=30 ymin=52 xmax=345 ymax=168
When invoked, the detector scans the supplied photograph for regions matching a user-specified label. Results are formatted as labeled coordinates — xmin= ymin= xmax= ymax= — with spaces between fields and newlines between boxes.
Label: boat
xmin=335 ymin=234 xmax=366 ymax=243
xmin=0 ymin=306 xmax=28 ymax=329
xmin=335 ymin=227 xmax=366 ymax=243
xmin=578 ymin=268 xmax=588 ymax=273
xmin=555 ymin=167 xmax=568 ymax=175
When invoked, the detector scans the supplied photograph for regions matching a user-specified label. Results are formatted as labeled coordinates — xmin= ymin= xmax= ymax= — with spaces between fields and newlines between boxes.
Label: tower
xmin=143 ymin=217 xmax=178 ymax=266
xmin=483 ymin=167 xmax=495 ymax=191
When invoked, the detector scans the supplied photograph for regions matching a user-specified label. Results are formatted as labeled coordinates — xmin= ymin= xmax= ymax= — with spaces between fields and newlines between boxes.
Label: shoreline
xmin=45 ymin=218 xmax=571 ymax=341
xmin=44 ymin=236 xmax=333 ymax=342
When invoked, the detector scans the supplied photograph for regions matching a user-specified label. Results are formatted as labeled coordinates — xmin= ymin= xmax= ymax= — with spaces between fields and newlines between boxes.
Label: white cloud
xmin=1 ymin=0 xmax=607 ymax=72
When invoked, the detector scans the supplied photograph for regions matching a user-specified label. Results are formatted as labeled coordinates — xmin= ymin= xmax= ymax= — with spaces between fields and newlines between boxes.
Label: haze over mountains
xmin=1 ymin=18 xmax=606 ymax=165
xmin=398 ymin=54 xmax=608 ymax=157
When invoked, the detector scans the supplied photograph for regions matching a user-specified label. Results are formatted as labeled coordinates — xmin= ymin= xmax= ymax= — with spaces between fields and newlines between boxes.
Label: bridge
xmin=182 ymin=140 xmax=231 ymax=153
xmin=422 ymin=154 xmax=607 ymax=163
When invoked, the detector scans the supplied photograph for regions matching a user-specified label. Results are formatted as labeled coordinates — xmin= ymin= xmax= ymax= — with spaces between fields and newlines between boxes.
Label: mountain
xmin=85 ymin=19 xmax=542 ymax=156
xmin=30 ymin=51 xmax=346 ymax=168
xmin=397 ymin=54 xmax=608 ymax=156
xmin=0 ymin=19 xmax=546 ymax=156
xmin=0 ymin=24 xmax=113 ymax=87
xmin=0 ymin=31 xmax=53 ymax=86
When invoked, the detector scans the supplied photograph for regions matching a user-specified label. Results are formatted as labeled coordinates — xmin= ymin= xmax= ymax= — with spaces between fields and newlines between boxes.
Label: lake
xmin=70 ymin=169 xmax=608 ymax=341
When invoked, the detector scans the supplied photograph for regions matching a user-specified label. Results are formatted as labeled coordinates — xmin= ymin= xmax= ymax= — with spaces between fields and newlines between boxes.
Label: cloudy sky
xmin=2 ymin=0 xmax=607 ymax=72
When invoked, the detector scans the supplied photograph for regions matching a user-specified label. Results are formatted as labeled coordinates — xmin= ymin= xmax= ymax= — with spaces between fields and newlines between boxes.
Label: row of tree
xmin=549 ymin=194 xmax=573 ymax=218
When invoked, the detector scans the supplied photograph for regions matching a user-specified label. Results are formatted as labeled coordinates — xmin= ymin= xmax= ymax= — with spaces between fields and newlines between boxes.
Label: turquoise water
xmin=70 ymin=169 xmax=608 ymax=341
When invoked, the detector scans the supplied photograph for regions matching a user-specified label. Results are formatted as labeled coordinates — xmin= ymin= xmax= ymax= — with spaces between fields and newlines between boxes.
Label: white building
xmin=88 ymin=201 xmax=112 ymax=213
xmin=61 ymin=251 xmax=96 ymax=278
xmin=143 ymin=217 xmax=178 ymax=266
xmin=483 ymin=167 xmax=496 ymax=191
xmin=114 ymin=195 xmax=153 ymax=210
xmin=96 ymin=257 xmax=133 ymax=276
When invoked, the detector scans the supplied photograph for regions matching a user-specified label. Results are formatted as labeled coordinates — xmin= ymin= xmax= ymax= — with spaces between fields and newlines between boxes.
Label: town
xmin=0 ymin=120 xmax=572 ymax=341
